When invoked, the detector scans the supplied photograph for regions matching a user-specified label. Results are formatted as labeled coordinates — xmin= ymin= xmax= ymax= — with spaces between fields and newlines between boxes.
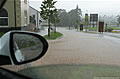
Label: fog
xmin=29 ymin=0 xmax=120 ymax=16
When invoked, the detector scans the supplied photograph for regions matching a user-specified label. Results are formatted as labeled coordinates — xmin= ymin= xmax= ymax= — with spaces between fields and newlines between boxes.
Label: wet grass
xmin=106 ymin=27 xmax=120 ymax=30
xmin=85 ymin=27 xmax=98 ymax=31
xmin=77 ymin=31 xmax=98 ymax=34
xmin=18 ymin=64 xmax=120 ymax=79
xmin=86 ymin=26 xmax=120 ymax=31
xmin=44 ymin=32 xmax=63 ymax=40
xmin=83 ymin=31 xmax=98 ymax=34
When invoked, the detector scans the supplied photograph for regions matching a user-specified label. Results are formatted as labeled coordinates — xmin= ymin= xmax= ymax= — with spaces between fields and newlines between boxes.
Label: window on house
xmin=30 ymin=15 xmax=36 ymax=25
xmin=30 ymin=16 xmax=32 ymax=23
xmin=33 ymin=15 xmax=35 ymax=18
xmin=24 ymin=0 xmax=27 ymax=4
xmin=39 ymin=20 xmax=42 ymax=24
xmin=24 ymin=10 xmax=27 ymax=26
xmin=0 ymin=8 xmax=8 ymax=26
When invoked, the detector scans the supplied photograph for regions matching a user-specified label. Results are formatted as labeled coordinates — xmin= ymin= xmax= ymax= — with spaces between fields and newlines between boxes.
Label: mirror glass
xmin=0 ymin=0 xmax=5 ymax=8
xmin=13 ymin=33 xmax=43 ymax=62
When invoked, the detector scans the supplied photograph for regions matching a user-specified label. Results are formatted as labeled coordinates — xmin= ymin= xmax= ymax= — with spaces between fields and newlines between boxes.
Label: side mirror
xmin=0 ymin=31 xmax=48 ymax=65
xmin=0 ymin=0 xmax=6 ymax=9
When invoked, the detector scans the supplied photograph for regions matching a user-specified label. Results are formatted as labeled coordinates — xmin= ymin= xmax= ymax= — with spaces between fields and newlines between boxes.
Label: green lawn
xmin=84 ymin=27 xmax=120 ymax=31
xmin=83 ymin=31 xmax=98 ymax=34
xmin=18 ymin=64 xmax=120 ymax=79
xmin=85 ymin=27 xmax=98 ymax=31
xmin=44 ymin=32 xmax=63 ymax=40
xmin=77 ymin=30 xmax=98 ymax=34
xmin=106 ymin=27 xmax=120 ymax=30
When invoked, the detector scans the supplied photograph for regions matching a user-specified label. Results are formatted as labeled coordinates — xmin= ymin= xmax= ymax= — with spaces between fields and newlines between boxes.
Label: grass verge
xmin=77 ymin=31 xmax=98 ymax=34
xmin=106 ymin=27 xmax=120 ymax=30
xmin=44 ymin=32 xmax=63 ymax=40
xmin=83 ymin=31 xmax=98 ymax=34
xmin=84 ymin=27 xmax=98 ymax=31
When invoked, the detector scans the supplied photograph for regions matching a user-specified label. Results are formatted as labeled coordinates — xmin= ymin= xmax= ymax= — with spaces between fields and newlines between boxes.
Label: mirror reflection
xmin=13 ymin=33 xmax=43 ymax=62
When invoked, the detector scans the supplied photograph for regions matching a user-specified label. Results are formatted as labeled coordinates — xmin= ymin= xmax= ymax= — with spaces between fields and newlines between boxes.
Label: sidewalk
xmin=37 ymin=28 xmax=48 ymax=36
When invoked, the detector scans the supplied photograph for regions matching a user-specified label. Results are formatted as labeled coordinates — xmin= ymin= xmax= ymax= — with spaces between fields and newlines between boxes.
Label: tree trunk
xmin=69 ymin=26 xmax=70 ymax=30
xmin=54 ymin=18 xmax=56 ymax=33
xmin=54 ymin=23 xmax=56 ymax=33
xmin=118 ymin=23 xmax=120 ymax=27
xmin=48 ymin=16 xmax=50 ymax=37
xmin=86 ymin=23 xmax=88 ymax=32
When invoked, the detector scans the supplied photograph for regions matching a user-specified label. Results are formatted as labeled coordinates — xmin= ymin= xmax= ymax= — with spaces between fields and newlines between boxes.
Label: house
xmin=29 ymin=6 xmax=42 ymax=31
xmin=0 ymin=0 xmax=29 ymax=32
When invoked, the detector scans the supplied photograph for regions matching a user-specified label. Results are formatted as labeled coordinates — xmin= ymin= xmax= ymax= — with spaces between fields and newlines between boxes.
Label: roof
xmin=29 ymin=6 xmax=40 ymax=13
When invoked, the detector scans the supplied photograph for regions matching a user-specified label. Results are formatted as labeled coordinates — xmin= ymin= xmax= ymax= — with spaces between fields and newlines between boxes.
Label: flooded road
xmin=31 ymin=28 xmax=120 ymax=67
xmin=2 ymin=28 xmax=120 ymax=71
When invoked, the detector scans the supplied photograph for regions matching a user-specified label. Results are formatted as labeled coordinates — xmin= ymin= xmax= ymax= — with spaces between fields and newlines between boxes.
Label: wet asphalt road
xmin=31 ymin=28 xmax=120 ymax=67
xmin=2 ymin=28 xmax=120 ymax=71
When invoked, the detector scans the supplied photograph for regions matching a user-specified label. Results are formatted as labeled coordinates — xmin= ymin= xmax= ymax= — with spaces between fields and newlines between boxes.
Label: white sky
xmin=29 ymin=0 xmax=120 ymax=17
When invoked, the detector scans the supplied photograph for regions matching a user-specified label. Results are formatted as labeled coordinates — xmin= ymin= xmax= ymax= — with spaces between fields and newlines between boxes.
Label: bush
xmin=105 ymin=27 xmax=120 ymax=32
xmin=105 ymin=28 xmax=113 ymax=32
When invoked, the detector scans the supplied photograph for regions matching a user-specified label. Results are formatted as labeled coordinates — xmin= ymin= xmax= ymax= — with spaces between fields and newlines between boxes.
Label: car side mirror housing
xmin=0 ymin=31 xmax=48 ymax=65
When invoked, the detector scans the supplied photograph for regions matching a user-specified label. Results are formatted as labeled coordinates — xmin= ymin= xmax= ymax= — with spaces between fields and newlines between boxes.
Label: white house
xmin=29 ymin=6 xmax=43 ymax=31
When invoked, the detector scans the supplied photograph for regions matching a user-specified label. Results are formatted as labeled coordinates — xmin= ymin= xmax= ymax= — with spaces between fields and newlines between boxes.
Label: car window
xmin=1 ymin=0 xmax=120 ymax=79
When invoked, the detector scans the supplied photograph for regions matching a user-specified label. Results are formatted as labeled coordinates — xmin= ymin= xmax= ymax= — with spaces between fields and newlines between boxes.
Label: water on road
xmin=32 ymin=28 xmax=120 ymax=67
xmin=2 ymin=28 xmax=120 ymax=71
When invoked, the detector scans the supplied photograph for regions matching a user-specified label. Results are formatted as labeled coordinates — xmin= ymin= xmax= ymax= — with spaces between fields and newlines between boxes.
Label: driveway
xmin=2 ymin=28 xmax=120 ymax=71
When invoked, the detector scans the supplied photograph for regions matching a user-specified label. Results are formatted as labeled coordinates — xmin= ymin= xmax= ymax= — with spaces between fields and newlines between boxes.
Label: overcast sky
xmin=29 ymin=0 xmax=120 ymax=17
